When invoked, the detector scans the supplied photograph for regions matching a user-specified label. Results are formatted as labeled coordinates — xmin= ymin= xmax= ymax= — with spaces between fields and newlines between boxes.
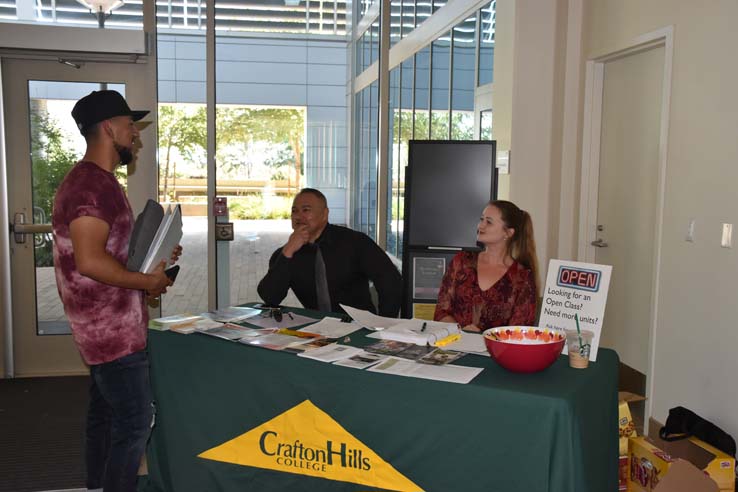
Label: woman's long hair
xmin=489 ymin=200 xmax=539 ymax=296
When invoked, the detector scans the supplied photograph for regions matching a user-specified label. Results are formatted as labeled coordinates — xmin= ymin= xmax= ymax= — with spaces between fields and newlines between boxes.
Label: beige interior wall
xmin=506 ymin=0 xmax=568 ymax=287
xmin=583 ymin=0 xmax=738 ymax=438
xmin=502 ymin=0 xmax=738 ymax=438
xmin=490 ymin=0 xmax=514 ymax=200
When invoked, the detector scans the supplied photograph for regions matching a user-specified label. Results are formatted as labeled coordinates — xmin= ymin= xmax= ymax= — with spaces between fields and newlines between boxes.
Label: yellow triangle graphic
xmin=199 ymin=400 xmax=423 ymax=492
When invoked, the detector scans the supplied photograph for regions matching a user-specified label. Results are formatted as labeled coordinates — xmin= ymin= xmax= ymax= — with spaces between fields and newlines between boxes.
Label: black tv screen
xmin=406 ymin=140 xmax=497 ymax=249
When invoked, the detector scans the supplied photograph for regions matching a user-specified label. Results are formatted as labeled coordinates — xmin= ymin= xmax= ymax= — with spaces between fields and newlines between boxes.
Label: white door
xmin=2 ymin=57 xmax=155 ymax=377
xmin=588 ymin=44 xmax=666 ymax=375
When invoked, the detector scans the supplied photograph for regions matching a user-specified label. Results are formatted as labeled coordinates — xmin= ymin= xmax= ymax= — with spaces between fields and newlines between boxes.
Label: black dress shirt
xmin=257 ymin=224 xmax=402 ymax=316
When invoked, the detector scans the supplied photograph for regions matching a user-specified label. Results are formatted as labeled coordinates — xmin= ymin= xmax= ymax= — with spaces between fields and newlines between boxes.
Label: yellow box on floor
xmin=628 ymin=433 xmax=735 ymax=492
xmin=619 ymin=392 xmax=645 ymax=455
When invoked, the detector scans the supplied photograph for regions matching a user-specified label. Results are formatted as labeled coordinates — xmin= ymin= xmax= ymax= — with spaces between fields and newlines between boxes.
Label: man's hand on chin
xmin=283 ymin=224 xmax=310 ymax=258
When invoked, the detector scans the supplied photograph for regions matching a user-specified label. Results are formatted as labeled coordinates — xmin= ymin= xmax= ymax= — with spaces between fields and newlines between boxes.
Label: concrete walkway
xmin=36 ymin=218 xmax=301 ymax=332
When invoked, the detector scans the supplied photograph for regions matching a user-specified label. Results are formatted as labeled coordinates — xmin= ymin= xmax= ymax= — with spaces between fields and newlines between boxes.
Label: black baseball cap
xmin=71 ymin=90 xmax=149 ymax=133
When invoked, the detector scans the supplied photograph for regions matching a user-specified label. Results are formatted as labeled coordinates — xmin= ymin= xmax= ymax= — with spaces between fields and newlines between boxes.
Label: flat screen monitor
xmin=405 ymin=140 xmax=497 ymax=249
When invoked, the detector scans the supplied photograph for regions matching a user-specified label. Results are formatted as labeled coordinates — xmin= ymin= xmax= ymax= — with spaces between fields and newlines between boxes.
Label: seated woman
xmin=434 ymin=200 xmax=538 ymax=332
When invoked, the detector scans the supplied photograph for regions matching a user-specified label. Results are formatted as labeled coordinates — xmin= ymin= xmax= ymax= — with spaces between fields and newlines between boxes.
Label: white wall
xmin=507 ymin=0 xmax=568 ymax=287
xmin=582 ymin=0 xmax=738 ymax=440
xmin=501 ymin=0 xmax=738 ymax=439
xmin=489 ymin=0 xmax=514 ymax=200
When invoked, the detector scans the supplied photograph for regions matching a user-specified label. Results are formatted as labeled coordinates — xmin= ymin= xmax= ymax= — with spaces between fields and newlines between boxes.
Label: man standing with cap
xmin=52 ymin=90 xmax=177 ymax=492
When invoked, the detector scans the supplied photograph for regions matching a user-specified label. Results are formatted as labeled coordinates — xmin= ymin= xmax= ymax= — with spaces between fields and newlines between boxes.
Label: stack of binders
xmin=128 ymin=199 xmax=183 ymax=275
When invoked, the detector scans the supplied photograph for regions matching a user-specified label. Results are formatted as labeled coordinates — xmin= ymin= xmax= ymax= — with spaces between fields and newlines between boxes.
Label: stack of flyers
xmin=363 ymin=340 xmax=413 ymax=356
xmin=282 ymin=339 xmax=335 ymax=354
xmin=201 ymin=306 xmax=261 ymax=323
xmin=333 ymin=351 xmax=386 ymax=369
xmin=240 ymin=329 xmax=323 ymax=351
xmin=196 ymin=323 xmax=258 ymax=341
xmin=417 ymin=349 xmax=465 ymax=366
xmin=171 ymin=318 xmax=223 ymax=334
xmin=394 ymin=344 xmax=437 ymax=361
xmin=297 ymin=344 xmax=364 ymax=363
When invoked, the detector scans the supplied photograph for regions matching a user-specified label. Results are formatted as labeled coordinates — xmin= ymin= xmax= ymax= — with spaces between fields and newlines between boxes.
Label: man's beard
xmin=114 ymin=142 xmax=134 ymax=165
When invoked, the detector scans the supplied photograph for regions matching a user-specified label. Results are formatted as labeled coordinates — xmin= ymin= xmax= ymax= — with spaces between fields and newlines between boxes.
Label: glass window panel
xmin=3 ymin=1 xmax=143 ymax=29
xmin=158 ymin=16 xmax=208 ymax=316
xmin=28 ymin=80 xmax=124 ymax=335
xmin=157 ymin=0 xmax=205 ymax=31
xmin=353 ymin=85 xmax=377 ymax=238
xmin=395 ymin=58 xmax=414 ymax=259
xmin=354 ymin=32 xmax=362 ymax=77
xmin=367 ymin=81 xmax=378 ymax=240
xmin=414 ymin=46 xmax=431 ymax=139
xmin=401 ymin=0 xmax=415 ymax=38
xmin=1 ymin=1 xmax=347 ymax=35
xmin=390 ymin=0 xmax=402 ymax=47
xmin=478 ymin=1 xmax=495 ymax=86
xmin=370 ymin=19 xmax=380 ymax=66
xmin=363 ymin=30 xmax=372 ymax=73
xmin=387 ymin=66 xmax=400 ymax=257
xmin=432 ymin=0 xmax=445 ymax=15
xmin=480 ymin=109 xmax=493 ymax=140
xmin=451 ymin=16 xmax=476 ymax=140
xmin=430 ymin=33 xmax=451 ymax=140
xmin=415 ymin=0 xmax=432 ymax=30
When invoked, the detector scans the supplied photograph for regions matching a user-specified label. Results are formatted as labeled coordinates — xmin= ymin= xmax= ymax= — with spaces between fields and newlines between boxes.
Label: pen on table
xmin=287 ymin=312 xmax=294 ymax=320
xmin=421 ymin=322 xmax=427 ymax=332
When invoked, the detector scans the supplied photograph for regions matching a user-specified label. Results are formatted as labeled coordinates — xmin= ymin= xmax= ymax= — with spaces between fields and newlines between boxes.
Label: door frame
xmin=0 ymin=56 xmax=158 ymax=378
xmin=577 ymin=26 xmax=674 ymax=425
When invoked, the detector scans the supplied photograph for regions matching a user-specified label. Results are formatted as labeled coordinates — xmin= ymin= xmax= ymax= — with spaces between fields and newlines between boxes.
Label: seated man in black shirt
xmin=257 ymin=188 xmax=402 ymax=316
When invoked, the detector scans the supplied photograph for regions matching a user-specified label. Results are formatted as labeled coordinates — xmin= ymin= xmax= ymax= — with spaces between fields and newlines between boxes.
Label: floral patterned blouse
xmin=433 ymin=251 xmax=537 ymax=329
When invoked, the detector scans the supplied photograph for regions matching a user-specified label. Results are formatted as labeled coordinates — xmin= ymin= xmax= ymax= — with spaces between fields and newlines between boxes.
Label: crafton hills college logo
xmin=198 ymin=400 xmax=423 ymax=492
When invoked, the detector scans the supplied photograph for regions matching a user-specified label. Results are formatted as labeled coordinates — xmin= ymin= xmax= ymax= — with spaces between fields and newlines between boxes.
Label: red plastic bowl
xmin=482 ymin=326 xmax=566 ymax=373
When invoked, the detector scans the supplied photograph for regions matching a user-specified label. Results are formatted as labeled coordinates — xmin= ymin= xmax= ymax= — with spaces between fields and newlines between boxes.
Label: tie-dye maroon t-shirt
xmin=52 ymin=161 xmax=147 ymax=365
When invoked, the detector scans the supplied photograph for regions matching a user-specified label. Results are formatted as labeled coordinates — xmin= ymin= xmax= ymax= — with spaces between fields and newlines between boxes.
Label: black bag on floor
xmin=659 ymin=406 xmax=736 ymax=457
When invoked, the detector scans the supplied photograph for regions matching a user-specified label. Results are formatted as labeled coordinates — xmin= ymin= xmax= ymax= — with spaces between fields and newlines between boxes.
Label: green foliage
xmin=30 ymin=111 xmax=78 ymax=267
xmin=157 ymin=104 xmax=306 ymax=194
xmin=228 ymin=195 xmax=292 ymax=220
xmin=392 ymin=110 xmax=474 ymax=141
xmin=216 ymin=107 xmax=304 ymax=188
xmin=158 ymin=105 xmax=207 ymax=200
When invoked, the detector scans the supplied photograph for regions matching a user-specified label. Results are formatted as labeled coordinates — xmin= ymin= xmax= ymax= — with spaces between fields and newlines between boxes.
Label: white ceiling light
xmin=76 ymin=0 xmax=124 ymax=14
xmin=284 ymin=0 xmax=301 ymax=6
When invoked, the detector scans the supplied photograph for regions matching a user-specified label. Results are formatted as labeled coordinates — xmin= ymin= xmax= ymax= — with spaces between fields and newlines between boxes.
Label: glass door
xmin=2 ymin=57 xmax=155 ymax=376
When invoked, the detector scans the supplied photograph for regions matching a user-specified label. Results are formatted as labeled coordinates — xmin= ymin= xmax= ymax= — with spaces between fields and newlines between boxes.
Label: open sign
xmin=556 ymin=266 xmax=601 ymax=292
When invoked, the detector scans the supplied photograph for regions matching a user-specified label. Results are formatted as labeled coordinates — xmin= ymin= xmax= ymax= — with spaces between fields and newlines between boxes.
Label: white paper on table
xmin=339 ymin=304 xmax=401 ymax=331
xmin=444 ymin=332 xmax=488 ymax=355
xmin=298 ymin=317 xmax=361 ymax=339
xmin=365 ymin=319 xmax=459 ymax=345
xmin=201 ymin=306 xmax=261 ymax=323
xmin=240 ymin=333 xmax=317 ymax=350
xmin=244 ymin=312 xmax=319 ymax=330
xmin=333 ymin=351 xmax=387 ymax=369
xmin=296 ymin=344 xmax=364 ymax=363
xmin=366 ymin=357 xmax=483 ymax=384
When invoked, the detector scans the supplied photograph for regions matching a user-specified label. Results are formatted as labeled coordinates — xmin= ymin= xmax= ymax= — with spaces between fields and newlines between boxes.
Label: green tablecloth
xmin=142 ymin=309 xmax=618 ymax=492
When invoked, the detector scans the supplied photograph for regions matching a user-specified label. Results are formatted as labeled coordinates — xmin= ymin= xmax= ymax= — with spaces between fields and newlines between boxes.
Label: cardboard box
xmin=628 ymin=426 xmax=735 ymax=492
xmin=619 ymin=391 xmax=646 ymax=455
xmin=620 ymin=455 xmax=629 ymax=491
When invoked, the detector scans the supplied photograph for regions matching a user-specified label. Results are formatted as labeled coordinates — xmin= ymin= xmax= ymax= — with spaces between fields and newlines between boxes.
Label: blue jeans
xmin=86 ymin=350 xmax=154 ymax=492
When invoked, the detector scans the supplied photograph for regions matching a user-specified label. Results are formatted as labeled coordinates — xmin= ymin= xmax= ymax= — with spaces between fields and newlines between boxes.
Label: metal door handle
xmin=13 ymin=224 xmax=52 ymax=233
xmin=11 ymin=212 xmax=52 ymax=244
xmin=590 ymin=238 xmax=608 ymax=248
